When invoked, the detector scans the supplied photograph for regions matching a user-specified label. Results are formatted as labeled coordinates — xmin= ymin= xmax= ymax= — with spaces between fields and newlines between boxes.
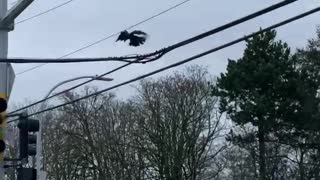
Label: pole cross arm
xmin=0 ymin=0 xmax=34 ymax=29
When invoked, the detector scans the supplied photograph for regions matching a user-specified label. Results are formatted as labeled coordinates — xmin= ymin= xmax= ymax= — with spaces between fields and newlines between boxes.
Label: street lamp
xmin=44 ymin=76 xmax=113 ymax=99
xmin=37 ymin=75 xmax=113 ymax=179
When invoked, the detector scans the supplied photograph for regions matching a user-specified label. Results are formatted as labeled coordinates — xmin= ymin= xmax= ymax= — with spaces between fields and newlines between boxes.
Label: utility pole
xmin=0 ymin=0 xmax=34 ymax=179
xmin=0 ymin=0 xmax=10 ymax=178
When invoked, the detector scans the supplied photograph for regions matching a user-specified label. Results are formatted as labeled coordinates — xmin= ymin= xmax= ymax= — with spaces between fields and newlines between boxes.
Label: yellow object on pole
xmin=0 ymin=0 xmax=8 ymax=176
xmin=0 ymin=93 xmax=7 ymax=162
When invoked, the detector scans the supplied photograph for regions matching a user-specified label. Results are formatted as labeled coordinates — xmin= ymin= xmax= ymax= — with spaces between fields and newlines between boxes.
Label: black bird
xmin=116 ymin=30 xmax=148 ymax=47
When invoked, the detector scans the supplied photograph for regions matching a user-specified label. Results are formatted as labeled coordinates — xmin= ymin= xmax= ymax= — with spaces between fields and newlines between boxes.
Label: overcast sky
xmin=5 ymin=0 xmax=320 ymax=108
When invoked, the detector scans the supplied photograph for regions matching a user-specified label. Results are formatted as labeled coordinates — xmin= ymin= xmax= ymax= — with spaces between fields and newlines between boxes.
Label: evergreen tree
xmin=291 ymin=27 xmax=320 ymax=179
xmin=214 ymin=30 xmax=297 ymax=180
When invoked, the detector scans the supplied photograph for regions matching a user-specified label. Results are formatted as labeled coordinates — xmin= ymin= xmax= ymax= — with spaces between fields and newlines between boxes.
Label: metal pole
xmin=0 ymin=0 xmax=8 ymax=178
xmin=44 ymin=76 xmax=113 ymax=99
xmin=37 ymin=75 xmax=113 ymax=179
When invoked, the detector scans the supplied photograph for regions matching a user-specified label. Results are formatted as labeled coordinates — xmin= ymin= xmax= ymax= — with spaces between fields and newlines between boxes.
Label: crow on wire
xmin=116 ymin=30 xmax=148 ymax=47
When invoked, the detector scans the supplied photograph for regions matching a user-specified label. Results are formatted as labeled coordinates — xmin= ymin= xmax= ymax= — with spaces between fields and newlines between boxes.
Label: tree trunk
xmin=258 ymin=126 xmax=267 ymax=180
xmin=299 ymin=149 xmax=305 ymax=180
xmin=251 ymin=149 xmax=259 ymax=179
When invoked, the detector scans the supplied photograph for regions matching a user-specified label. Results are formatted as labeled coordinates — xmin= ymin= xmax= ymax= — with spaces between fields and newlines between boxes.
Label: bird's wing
xmin=129 ymin=36 xmax=146 ymax=47
xmin=116 ymin=31 xmax=129 ymax=41
xmin=131 ymin=30 xmax=147 ymax=35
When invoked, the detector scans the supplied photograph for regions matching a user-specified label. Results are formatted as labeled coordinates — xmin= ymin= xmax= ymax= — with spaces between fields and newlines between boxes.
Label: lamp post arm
xmin=43 ymin=76 xmax=100 ymax=100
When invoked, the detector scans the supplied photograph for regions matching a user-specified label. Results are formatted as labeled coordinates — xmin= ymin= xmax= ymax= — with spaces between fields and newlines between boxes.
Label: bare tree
xmin=43 ymin=88 xmax=147 ymax=180
xmin=132 ymin=66 xmax=226 ymax=180
xmin=40 ymin=66 xmax=226 ymax=180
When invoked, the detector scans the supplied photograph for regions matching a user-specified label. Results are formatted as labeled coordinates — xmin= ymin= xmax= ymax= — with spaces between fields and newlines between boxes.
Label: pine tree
xmin=214 ymin=30 xmax=297 ymax=180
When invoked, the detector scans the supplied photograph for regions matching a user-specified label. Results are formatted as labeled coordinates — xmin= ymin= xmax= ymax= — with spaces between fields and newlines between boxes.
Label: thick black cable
xmin=6 ymin=0 xmax=297 ymax=64
xmin=7 ymin=0 xmax=297 ymax=115
xmin=15 ymin=0 xmax=192 ymax=74
xmin=0 ymin=56 xmax=155 ymax=63
xmin=8 ymin=6 xmax=320 ymax=123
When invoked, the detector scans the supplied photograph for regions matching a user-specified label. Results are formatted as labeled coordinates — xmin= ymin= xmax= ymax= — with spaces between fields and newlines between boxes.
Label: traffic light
xmin=18 ymin=113 xmax=39 ymax=159
xmin=0 ymin=94 xmax=7 ymax=162
xmin=17 ymin=168 xmax=36 ymax=180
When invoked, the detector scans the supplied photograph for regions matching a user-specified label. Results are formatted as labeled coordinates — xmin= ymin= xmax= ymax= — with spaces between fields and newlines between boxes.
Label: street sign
xmin=0 ymin=63 xmax=15 ymax=99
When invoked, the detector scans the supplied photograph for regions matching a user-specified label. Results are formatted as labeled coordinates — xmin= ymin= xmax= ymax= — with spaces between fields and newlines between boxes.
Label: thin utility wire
xmin=8 ymin=0 xmax=297 ymax=115
xmin=11 ymin=0 xmax=298 ymax=65
xmin=15 ymin=0 xmax=74 ymax=25
xmin=8 ymin=0 xmax=298 ymax=115
xmin=15 ymin=0 xmax=192 ymax=75
xmin=8 ymin=6 xmax=320 ymax=122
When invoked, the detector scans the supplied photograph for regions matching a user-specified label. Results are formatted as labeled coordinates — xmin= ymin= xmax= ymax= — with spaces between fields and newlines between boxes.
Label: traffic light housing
xmin=0 ymin=94 xmax=7 ymax=162
xmin=18 ymin=168 xmax=36 ymax=180
xmin=18 ymin=113 xmax=39 ymax=159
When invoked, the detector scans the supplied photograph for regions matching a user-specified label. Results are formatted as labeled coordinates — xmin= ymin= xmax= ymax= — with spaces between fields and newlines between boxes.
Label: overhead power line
xmin=15 ymin=0 xmax=192 ymax=75
xmin=8 ymin=6 xmax=320 ymax=122
xmin=0 ymin=55 xmax=162 ymax=63
xmin=8 ymin=0 xmax=297 ymax=115
xmin=15 ymin=0 xmax=75 ymax=25
xmin=6 ymin=0 xmax=297 ymax=64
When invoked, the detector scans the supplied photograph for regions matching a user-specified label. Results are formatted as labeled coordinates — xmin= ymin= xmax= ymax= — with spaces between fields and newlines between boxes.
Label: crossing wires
xmin=15 ymin=0 xmax=75 ymax=25
xmin=4 ymin=0 xmax=300 ymax=65
xmin=8 ymin=6 xmax=320 ymax=122
xmin=8 ymin=0 xmax=300 ymax=116
xmin=15 ymin=0 xmax=192 ymax=75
